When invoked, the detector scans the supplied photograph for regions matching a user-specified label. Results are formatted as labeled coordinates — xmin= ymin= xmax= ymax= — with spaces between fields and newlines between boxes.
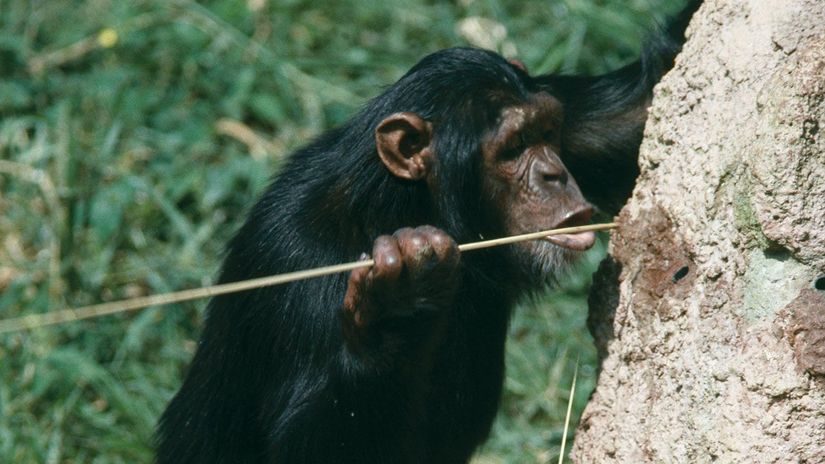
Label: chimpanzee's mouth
xmin=544 ymin=206 xmax=596 ymax=251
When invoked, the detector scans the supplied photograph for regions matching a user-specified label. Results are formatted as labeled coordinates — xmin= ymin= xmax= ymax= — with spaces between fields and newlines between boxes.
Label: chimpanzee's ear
xmin=375 ymin=112 xmax=433 ymax=180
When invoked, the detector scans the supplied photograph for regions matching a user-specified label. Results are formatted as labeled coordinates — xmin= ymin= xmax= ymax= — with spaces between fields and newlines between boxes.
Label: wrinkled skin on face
xmin=480 ymin=93 xmax=595 ymax=279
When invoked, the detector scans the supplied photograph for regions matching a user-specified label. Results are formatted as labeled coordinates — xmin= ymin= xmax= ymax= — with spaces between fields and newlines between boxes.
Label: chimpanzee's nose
xmin=531 ymin=157 xmax=568 ymax=187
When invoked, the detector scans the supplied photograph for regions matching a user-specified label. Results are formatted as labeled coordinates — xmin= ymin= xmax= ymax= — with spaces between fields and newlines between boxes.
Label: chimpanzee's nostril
xmin=530 ymin=155 xmax=569 ymax=187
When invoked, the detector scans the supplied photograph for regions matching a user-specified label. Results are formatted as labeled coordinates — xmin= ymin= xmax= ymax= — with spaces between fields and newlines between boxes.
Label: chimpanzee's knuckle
xmin=376 ymin=251 xmax=401 ymax=273
xmin=430 ymin=229 xmax=454 ymax=250
xmin=408 ymin=230 xmax=427 ymax=249
xmin=374 ymin=234 xmax=394 ymax=247
xmin=416 ymin=225 xmax=440 ymax=235
xmin=393 ymin=227 xmax=415 ymax=240
xmin=373 ymin=236 xmax=402 ymax=279
xmin=372 ymin=236 xmax=393 ymax=258
xmin=394 ymin=233 xmax=421 ymax=260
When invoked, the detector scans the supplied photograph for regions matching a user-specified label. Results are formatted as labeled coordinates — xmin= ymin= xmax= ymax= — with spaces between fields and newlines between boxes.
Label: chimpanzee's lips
xmin=545 ymin=231 xmax=596 ymax=251
xmin=544 ymin=206 xmax=596 ymax=251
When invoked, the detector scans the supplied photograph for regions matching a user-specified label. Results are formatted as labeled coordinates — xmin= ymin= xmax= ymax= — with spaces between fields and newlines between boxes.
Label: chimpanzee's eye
xmin=500 ymin=134 xmax=526 ymax=160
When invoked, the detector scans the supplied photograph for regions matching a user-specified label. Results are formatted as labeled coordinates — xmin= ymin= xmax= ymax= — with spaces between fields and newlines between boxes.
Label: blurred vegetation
xmin=0 ymin=0 xmax=680 ymax=462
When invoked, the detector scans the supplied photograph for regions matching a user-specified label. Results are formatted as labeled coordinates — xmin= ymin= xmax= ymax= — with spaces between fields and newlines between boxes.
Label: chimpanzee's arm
xmin=534 ymin=0 xmax=702 ymax=214
xmin=266 ymin=226 xmax=460 ymax=463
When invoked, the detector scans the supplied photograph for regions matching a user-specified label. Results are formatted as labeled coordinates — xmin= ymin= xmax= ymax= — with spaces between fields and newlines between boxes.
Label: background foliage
xmin=0 ymin=0 xmax=679 ymax=462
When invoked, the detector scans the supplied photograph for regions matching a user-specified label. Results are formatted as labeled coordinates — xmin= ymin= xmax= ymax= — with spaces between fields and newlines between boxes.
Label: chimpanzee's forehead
xmin=493 ymin=92 xmax=563 ymax=132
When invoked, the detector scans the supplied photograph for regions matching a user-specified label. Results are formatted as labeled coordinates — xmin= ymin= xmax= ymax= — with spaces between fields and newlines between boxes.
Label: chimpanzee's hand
xmin=341 ymin=226 xmax=460 ymax=356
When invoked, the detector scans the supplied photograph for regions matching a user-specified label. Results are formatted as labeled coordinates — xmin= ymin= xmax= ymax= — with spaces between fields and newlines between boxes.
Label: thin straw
xmin=0 ymin=222 xmax=616 ymax=333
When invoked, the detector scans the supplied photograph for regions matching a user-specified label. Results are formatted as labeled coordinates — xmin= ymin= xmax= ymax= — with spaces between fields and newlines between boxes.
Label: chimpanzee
xmin=156 ymin=2 xmax=701 ymax=463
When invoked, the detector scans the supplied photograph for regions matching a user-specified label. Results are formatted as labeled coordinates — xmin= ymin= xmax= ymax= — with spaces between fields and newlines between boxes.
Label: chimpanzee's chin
xmin=508 ymin=240 xmax=574 ymax=288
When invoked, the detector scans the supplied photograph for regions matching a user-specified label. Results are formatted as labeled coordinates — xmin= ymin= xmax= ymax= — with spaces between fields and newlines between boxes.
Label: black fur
xmin=156 ymin=2 xmax=701 ymax=463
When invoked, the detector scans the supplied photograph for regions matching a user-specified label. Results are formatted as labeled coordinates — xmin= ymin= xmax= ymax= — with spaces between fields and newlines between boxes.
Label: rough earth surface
xmin=572 ymin=0 xmax=825 ymax=462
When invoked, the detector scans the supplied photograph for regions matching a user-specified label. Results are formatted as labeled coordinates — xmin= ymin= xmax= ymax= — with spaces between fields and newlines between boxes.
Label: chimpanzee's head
xmin=368 ymin=48 xmax=594 ymax=284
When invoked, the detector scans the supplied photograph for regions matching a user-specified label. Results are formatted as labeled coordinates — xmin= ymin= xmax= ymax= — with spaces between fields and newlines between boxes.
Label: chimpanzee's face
xmin=480 ymin=92 xmax=595 ymax=275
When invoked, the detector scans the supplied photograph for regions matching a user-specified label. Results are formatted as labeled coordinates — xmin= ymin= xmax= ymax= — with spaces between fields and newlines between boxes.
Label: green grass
xmin=0 ymin=0 xmax=677 ymax=462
